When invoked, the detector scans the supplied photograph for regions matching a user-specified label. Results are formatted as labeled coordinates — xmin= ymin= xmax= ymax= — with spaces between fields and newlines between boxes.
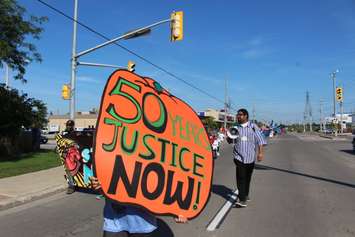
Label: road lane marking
xmin=206 ymin=188 xmax=238 ymax=231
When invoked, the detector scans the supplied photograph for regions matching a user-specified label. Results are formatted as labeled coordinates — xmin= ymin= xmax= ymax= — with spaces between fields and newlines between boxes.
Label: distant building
xmin=198 ymin=108 xmax=236 ymax=125
xmin=324 ymin=113 xmax=353 ymax=124
xmin=47 ymin=111 xmax=98 ymax=133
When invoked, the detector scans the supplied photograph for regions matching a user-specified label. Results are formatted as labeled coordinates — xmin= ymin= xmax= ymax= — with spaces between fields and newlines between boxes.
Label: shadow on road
xmin=211 ymin=184 xmax=235 ymax=201
xmin=340 ymin=149 xmax=355 ymax=155
xmin=151 ymin=218 xmax=174 ymax=237
xmin=255 ymin=164 xmax=355 ymax=189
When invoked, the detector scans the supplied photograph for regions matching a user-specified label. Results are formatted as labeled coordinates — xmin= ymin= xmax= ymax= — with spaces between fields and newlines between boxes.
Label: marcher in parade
xmin=90 ymin=176 xmax=187 ymax=237
xmin=227 ymin=108 xmax=267 ymax=207
xmin=62 ymin=119 xmax=77 ymax=194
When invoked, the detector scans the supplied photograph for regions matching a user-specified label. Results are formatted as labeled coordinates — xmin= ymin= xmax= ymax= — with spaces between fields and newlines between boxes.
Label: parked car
xmin=352 ymin=137 xmax=355 ymax=152
xmin=40 ymin=136 xmax=48 ymax=144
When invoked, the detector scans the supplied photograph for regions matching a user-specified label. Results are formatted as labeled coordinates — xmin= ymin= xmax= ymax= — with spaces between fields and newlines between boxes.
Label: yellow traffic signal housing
xmin=336 ymin=87 xmax=343 ymax=102
xmin=62 ymin=84 xmax=71 ymax=100
xmin=170 ymin=11 xmax=183 ymax=41
xmin=127 ymin=60 xmax=135 ymax=72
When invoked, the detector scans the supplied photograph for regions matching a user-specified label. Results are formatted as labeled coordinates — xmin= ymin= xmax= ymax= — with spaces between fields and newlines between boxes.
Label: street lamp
xmin=69 ymin=0 xmax=182 ymax=120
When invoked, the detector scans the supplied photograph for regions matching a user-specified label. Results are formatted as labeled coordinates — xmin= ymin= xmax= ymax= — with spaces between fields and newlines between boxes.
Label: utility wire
xmin=36 ymin=0 xmax=225 ymax=105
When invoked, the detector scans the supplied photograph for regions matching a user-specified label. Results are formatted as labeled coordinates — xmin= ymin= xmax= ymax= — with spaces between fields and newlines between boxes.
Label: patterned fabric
xmin=232 ymin=122 xmax=267 ymax=164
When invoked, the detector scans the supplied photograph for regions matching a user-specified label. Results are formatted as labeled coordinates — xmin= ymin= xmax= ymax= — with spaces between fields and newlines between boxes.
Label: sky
xmin=2 ymin=0 xmax=355 ymax=124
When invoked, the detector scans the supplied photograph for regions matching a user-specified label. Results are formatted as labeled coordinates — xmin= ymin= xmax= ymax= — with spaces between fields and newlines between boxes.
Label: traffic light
xmin=336 ymin=87 xmax=343 ymax=102
xmin=170 ymin=11 xmax=183 ymax=41
xmin=62 ymin=84 xmax=71 ymax=100
xmin=127 ymin=60 xmax=135 ymax=72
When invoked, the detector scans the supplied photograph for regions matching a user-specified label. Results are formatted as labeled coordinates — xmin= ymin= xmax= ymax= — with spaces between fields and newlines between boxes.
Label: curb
xmin=319 ymin=134 xmax=334 ymax=139
xmin=0 ymin=184 xmax=67 ymax=211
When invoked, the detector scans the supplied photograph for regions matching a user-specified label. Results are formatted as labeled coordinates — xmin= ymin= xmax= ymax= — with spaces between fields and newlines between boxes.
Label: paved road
xmin=40 ymin=139 xmax=56 ymax=150
xmin=1 ymin=134 xmax=354 ymax=237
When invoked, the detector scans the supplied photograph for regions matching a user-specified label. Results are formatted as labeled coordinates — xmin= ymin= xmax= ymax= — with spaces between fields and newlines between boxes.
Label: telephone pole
xmin=70 ymin=0 xmax=78 ymax=120
xmin=224 ymin=78 xmax=227 ymax=132
xmin=320 ymin=100 xmax=323 ymax=132
xmin=340 ymin=101 xmax=344 ymax=133
xmin=304 ymin=91 xmax=313 ymax=132
xmin=303 ymin=112 xmax=306 ymax=133
xmin=330 ymin=69 xmax=340 ymax=136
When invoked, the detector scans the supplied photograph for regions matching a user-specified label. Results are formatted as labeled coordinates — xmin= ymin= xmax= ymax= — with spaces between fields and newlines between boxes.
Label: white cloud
xmin=232 ymin=36 xmax=273 ymax=60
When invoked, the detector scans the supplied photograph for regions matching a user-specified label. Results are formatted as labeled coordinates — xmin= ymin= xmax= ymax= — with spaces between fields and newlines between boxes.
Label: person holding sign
xmin=61 ymin=119 xmax=77 ymax=194
xmin=90 ymin=176 xmax=187 ymax=237
xmin=227 ymin=109 xmax=267 ymax=208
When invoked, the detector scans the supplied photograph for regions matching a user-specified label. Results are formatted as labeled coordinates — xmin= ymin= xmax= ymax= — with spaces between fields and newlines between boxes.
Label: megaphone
xmin=227 ymin=127 xmax=239 ymax=140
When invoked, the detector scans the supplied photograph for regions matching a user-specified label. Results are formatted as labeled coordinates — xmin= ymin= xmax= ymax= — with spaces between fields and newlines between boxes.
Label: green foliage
xmin=201 ymin=117 xmax=219 ymax=132
xmin=0 ymin=84 xmax=48 ymax=138
xmin=0 ymin=0 xmax=47 ymax=82
xmin=0 ymin=150 xmax=60 ymax=178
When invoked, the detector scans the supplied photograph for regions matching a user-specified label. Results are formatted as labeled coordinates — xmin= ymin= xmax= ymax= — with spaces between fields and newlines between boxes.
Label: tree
xmin=201 ymin=117 xmax=219 ymax=133
xmin=0 ymin=84 xmax=48 ymax=156
xmin=0 ymin=0 xmax=47 ymax=82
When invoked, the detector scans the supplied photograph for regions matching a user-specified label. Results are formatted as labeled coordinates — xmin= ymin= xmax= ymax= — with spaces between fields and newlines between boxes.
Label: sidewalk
xmin=0 ymin=166 xmax=67 ymax=211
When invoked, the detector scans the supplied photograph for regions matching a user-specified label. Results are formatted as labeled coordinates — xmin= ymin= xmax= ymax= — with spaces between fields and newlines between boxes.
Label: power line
xmin=36 ymin=0 xmax=225 ymax=105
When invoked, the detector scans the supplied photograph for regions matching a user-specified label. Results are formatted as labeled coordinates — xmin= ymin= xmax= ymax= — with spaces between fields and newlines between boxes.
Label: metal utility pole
xmin=68 ymin=1 xmax=176 ymax=120
xmin=320 ymin=100 xmax=323 ymax=132
xmin=330 ymin=70 xmax=338 ymax=118
xmin=330 ymin=69 xmax=339 ymax=136
xmin=303 ymin=112 xmax=306 ymax=133
xmin=304 ymin=91 xmax=312 ymax=132
xmin=340 ymin=101 xmax=344 ymax=133
xmin=224 ymin=78 xmax=227 ymax=131
xmin=70 ymin=0 xmax=78 ymax=120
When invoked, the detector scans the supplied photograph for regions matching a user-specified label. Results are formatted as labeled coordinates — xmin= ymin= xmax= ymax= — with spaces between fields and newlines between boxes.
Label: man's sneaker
xmin=234 ymin=200 xmax=247 ymax=208
xmin=246 ymin=196 xmax=251 ymax=202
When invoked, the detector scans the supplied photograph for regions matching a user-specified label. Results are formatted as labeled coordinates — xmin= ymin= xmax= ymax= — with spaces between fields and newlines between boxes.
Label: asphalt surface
xmin=1 ymin=134 xmax=354 ymax=237
xmin=40 ymin=139 xmax=56 ymax=150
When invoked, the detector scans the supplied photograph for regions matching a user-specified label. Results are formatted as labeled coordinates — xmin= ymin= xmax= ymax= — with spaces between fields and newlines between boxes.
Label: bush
xmin=0 ymin=84 xmax=47 ymax=157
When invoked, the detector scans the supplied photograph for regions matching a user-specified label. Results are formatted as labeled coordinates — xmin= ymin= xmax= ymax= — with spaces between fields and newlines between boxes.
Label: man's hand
xmin=89 ymin=176 xmax=101 ymax=190
xmin=174 ymin=215 xmax=188 ymax=224
xmin=257 ymin=153 xmax=264 ymax=162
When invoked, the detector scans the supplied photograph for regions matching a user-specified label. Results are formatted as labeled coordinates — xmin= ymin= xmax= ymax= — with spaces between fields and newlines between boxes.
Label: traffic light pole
xmin=331 ymin=73 xmax=336 ymax=118
xmin=340 ymin=101 xmax=343 ymax=133
xmin=69 ymin=0 xmax=172 ymax=120
xmin=331 ymin=71 xmax=338 ymax=136
xmin=70 ymin=0 xmax=78 ymax=120
xmin=75 ymin=19 xmax=170 ymax=58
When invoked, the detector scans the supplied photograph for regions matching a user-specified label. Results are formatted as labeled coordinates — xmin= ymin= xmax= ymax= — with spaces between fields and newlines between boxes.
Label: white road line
xmin=206 ymin=188 xmax=238 ymax=231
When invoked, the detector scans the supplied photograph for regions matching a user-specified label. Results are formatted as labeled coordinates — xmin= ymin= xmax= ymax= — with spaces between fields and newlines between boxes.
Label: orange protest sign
xmin=93 ymin=70 xmax=213 ymax=219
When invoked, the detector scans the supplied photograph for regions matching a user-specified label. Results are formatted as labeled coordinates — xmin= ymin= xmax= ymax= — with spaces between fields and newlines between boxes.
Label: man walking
xmin=62 ymin=120 xmax=77 ymax=194
xmin=227 ymin=108 xmax=267 ymax=207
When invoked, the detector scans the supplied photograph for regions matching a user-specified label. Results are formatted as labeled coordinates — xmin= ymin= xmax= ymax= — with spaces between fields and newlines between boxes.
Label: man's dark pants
xmin=234 ymin=159 xmax=255 ymax=202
